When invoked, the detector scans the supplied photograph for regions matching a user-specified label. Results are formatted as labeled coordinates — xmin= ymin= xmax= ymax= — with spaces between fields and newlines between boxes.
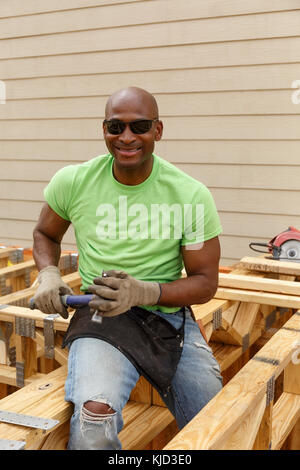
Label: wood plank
xmin=4 ymin=64 xmax=300 ymax=101
xmin=283 ymin=417 xmax=300 ymax=450
xmin=1 ymin=116 xmax=300 ymax=141
xmin=0 ymin=270 xmax=81 ymax=307
xmin=284 ymin=360 xmax=300 ymax=395
xmin=2 ymin=11 xmax=300 ymax=60
xmin=0 ymin=253 xmax=71 ymax=279
xmin=0 ymin=364 xmax=44 ymax=386
xmin=0 ymin=365 xmax=69 ymax=448
xmin=192 ymin=299 xmax=230 ymax=326
xmin=213 ymin=188 xmax=300 ymax=215
xmin=2 ymin=90 xmax=299 ymax=120
xmin=38 ymin=421 xmax=69 ymax=450
xmin=219 ymin=273 xmax=300 ymax=296
xmin=34 ymin=330 xmax=68 ymax=366
xmin=239 ymin=256 xmax=300 ymax=276
xmin=1 ymin=37 xmax=299 ymax=80
xmin=219 ymin=395 xmax=266 ymax=450
xmin=252 ymin=401 xmax=273 ymax=450
xmin=1 ymin=0 xmax=299 ymax=19
xmin=122 ymin=401 xmax=150 ymax=428
xmin=0 ymin=247 xmax=18 ymax=260
xmin=222 ymin=302 xmax=240 ymax=328
xmin=0 ymin=305 xmax=70 ymax=332
xmin=129 ymin=376 xmax=152 ymax=404
xmin=215 ymin=287 xmax=300 ymax=309
xmin=0 ymin=220 xmax=76 ymax=246
xmin=232 ymin=302 xmax=260 ymax=337
xmin=0 ymin=0 xmax=147 ymax=18
xmin=119 ymin=406 xmax=174 ymax=450
xmin=164 ymin=313 xmax=300 ymax=450
xmin=271 ymin=392 xmax=300 ymax=450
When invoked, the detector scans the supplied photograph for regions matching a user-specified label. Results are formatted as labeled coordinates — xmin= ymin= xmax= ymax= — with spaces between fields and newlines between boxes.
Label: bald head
xmin=105 ymin=87 xmax=159 ymax=119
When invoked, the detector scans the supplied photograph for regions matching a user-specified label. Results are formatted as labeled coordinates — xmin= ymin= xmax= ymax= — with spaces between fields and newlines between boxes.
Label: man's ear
xmin=155 ymin=120 xmax=163 ymax=141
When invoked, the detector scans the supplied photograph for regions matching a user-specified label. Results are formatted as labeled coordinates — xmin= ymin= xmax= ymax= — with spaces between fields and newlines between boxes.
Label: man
xmin=32 ymin=87 xmax=223 ymax=450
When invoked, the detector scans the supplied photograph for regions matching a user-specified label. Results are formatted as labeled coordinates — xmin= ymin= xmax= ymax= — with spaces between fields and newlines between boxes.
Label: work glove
xmin=88 ymin=270 xmax=161 ymax=318
xmin=33 ymin=265 xmax=74 ymax=318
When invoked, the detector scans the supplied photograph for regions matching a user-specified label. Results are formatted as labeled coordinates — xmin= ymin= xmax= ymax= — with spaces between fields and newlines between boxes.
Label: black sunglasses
xmin=103 ymin=118 xmax=159 ymax=135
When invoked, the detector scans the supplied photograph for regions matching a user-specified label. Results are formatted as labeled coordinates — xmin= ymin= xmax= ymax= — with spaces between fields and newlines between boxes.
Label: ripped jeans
xmin=64 ymin=308 xmax=222 ymax=450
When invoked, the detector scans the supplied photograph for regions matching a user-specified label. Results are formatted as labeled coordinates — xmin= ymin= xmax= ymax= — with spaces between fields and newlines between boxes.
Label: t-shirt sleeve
xmin=181 ymin=184 xmax=222 ymax=246
xmin=43 ymin=165 xmax=76 ymax=221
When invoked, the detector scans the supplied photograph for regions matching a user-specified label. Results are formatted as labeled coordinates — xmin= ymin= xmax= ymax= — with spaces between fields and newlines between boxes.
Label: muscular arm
xmin=158 ymin=236 xmax=220 ymax=307
xmin=33 ymin=203 xmax=71 ymax=270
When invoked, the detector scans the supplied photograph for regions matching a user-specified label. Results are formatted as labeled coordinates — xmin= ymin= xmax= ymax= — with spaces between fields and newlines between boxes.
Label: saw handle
xmin=249 ymin=242 xmax=271 ymax=254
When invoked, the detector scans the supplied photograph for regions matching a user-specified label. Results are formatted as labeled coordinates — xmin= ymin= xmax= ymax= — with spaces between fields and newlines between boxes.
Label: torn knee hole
xmin=83 ymin=400 xmax=115 ymax=416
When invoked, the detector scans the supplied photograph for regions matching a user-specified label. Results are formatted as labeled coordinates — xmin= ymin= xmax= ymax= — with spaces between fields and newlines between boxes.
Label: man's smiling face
xmin=103 ymin=88 xmax=163 ymax=171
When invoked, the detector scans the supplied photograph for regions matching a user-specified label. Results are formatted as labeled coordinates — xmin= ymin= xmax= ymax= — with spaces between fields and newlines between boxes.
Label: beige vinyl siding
xmin=0 ymin=0 xmax=300 ymax=265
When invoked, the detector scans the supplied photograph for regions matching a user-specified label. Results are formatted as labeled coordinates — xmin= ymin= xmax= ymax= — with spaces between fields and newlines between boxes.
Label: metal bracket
xmin=24 ymin=268 xmax=31 ymax=288
xmin=59 ymin=255 xmax=70 ymax=272
xmin=70 ymin=253 xmax=78 ymax=270
xmin=252 ymin=356 xmax=280 ymax=366
xmin=0 ymin=277 xmax=7 ymax=296
xmin=17 ymin=248 xmax=24 ymax=263
xmin=9 ymin=346 xmax=16 ymax=367
xmin=44 ymin=314 xmax=59 ymax=359
xmin=15 ymin=317 xmax=36 ymax=338
xmin=9 ymin=248 xmax=24 ymax=265
xmin=0 ymin=410 xmax=59 ymax=431
xmin=279 ymin=307 xmax=289 ymax=316
xmin=266 ymin=375 xmax=275 ymax=406
xmin=242 ymin=333 xmax=250 ymax=353
xmin=16 ymin=361 xmax=25 ymax=388
xmin=213 ymin=308 xmax=222 ymax=330
xmin=265 ymin=309 xmax=277 ymax=329
xmin=0 ymin=439 xmax=26 ymax=450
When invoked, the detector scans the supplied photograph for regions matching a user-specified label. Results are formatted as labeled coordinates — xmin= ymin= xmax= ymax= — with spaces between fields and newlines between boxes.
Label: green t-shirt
xmin=44 ymin=154 xmax=222 ymax=312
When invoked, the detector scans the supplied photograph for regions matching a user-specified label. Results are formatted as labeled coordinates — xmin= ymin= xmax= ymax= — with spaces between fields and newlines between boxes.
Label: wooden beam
xmin=232 ymin=302 xmax=260 ymax=338
xmin=119 ymin=406 xmax=174 ymax=450
xmin=219 ymin=272 xmax=300 ymax=296
xmin=271 ymin=392 xmax=300 ymax=450
xmin=0 ymin=305 xmax=70 ymax=332
xmin=164 ymin=312 xmax=300 ymax=450
xmin=239 ymin=257 xmax=300 ymax=276
xmin=219 ymin=395 xmax=266 ymax=450
xmin=215 ymin=287 xmax=300 ymax=309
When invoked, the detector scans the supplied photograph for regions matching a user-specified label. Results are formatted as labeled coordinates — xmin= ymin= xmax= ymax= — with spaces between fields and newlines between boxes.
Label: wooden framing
xmin=0 ymin=247 xmax=24 ymax=269
xmin=0 ymin=254 xmax=299 ymax=449
xmin=0 ymin=252 xmax=78 ymax=297
xmin=164 ymin=311 xmax=300 ymax=450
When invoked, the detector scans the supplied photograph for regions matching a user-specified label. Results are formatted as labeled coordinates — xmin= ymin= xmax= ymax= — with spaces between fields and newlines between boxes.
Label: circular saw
xmin=249 ymin=226 xmax=300 ymax=263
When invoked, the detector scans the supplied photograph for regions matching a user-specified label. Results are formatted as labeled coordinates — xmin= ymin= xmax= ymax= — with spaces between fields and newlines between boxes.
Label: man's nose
xmin=119 ymin=124 xmax=136 ymax=143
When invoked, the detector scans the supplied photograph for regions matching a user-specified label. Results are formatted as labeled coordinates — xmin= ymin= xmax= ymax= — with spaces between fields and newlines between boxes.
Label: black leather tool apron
xmin=62 ymin=306 xmax=185 ymax=401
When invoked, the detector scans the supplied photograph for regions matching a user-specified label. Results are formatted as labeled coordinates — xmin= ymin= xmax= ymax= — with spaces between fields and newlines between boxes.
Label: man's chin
xmin=112 ymin=151 xmax=153 ymax=170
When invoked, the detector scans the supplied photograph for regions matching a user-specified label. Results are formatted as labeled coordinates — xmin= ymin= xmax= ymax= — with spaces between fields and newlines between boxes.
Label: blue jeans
xmin=64 ymin=308 xmax=222 ymax=450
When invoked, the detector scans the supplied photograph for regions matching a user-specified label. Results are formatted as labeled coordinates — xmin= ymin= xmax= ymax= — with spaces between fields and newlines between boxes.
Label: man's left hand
xmin=88 ymin=270 xmax=161 ymax=318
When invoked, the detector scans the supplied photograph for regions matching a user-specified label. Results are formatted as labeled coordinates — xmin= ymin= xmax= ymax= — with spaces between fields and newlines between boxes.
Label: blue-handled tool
xmin=30 ymin=294 xmax=103 ymax=323
xmin=29 ymin=294 xmax=93 ymax=310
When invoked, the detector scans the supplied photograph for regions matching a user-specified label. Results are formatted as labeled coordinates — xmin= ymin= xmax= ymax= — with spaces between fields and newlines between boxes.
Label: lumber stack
xmin=164 ymin=310 xmax=300 ymax=450
xmin=0 ymin=252 xmax=299 ymax=449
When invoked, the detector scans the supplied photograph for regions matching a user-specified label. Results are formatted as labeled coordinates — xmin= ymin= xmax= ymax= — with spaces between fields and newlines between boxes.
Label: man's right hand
xmin=33 ymin=265 xmax=73 ymax=318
